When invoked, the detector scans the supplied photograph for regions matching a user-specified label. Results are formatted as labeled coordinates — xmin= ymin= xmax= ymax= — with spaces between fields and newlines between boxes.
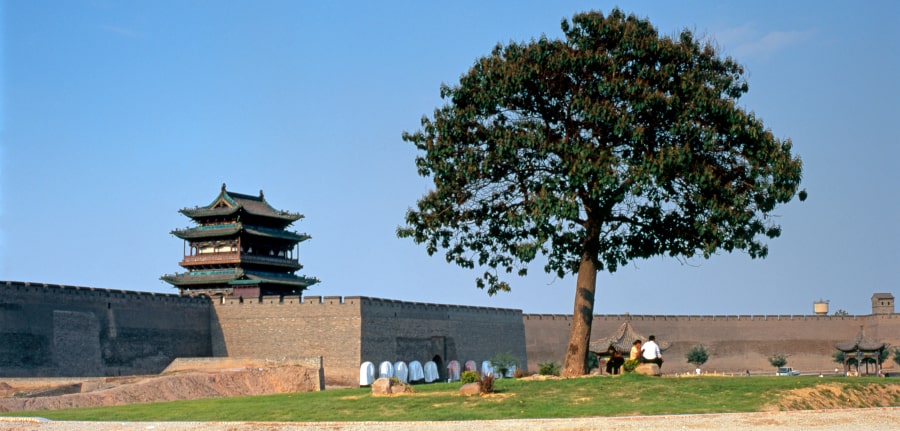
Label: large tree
xmin=399 ymin=9 xmax=803 ymax=377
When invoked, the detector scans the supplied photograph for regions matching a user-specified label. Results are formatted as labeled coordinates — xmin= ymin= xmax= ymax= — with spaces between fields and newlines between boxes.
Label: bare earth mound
xmin=0 ymin=365 xmax=321 ymax=412
xmin=769 ymin=383 xmax=900 ymax=411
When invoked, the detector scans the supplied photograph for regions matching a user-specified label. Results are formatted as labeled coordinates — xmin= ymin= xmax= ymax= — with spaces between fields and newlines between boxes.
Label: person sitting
xmin=630 ymin=340 xmax=642 ymax=360
xmin=605 ymin=346 xmax=625 ymax=375
xmin=640 ymin=335 xmax=663 ymax=369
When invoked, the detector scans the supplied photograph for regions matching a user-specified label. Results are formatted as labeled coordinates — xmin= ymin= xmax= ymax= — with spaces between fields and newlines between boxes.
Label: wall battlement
xmin=2 ymin=281 xmax=208 ymax=307
xmin=1 ymin=281 xmax=212 ymax=378
xmin=216 ymin=294 xmax=522 ymax=316
xmin=524 ymin=313 xmax=872 ymax=322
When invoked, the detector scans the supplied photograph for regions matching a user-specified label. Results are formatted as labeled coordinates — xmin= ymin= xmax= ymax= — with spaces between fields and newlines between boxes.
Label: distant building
xmin=813 ymin=299 xmax=829 ymax=315
xmin=871 ymin=293 xmax=895 ymax=315
xmin=161 ymin=184 xmax=318 ymax=298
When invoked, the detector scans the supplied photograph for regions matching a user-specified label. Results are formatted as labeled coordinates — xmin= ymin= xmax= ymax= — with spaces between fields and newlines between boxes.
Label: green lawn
xmin=3 ymin=375 xmax=898 ymax=422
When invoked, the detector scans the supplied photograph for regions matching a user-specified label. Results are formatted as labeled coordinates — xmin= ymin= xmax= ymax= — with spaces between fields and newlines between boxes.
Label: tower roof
xmin=179 ymin=183 xmax=303 ymax=223
xmin=834 ymin=326 xmax=888 ymax=352
xmin=171 ymin=222 xmax=310 ymax=242
xmin=589 ymin=321 xmax=671 ymax=354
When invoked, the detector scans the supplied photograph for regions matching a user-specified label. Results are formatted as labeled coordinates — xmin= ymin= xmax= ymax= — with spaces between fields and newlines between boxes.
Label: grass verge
xmin=3 ymin=375 xmax=899 ymax=422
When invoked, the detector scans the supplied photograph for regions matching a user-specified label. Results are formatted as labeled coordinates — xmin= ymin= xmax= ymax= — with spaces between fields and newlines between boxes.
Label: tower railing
xmin=181 ymin=252 xmax=300 ymax=268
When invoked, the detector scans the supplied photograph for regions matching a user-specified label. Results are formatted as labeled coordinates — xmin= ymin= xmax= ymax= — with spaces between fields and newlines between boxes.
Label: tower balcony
xmin=180 ymin=252 xmax=302 ymax=270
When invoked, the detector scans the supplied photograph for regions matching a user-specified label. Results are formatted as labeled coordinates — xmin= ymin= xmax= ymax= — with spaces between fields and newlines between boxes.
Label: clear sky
xmin=1 ymin=1 xmax=897 ymax=316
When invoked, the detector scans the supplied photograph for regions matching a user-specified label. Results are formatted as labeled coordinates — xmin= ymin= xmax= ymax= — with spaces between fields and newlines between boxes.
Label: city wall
xmin=3 ymin=280 xmax=897 ymax=385
xmin=211 ymin=295 xmax=362 ymax=387
xmin=0 ymin=281 xmax=211 ymax=377
xmin=211 ymin=295 xmax=527 ymax=386
xmin=524 ymin=313 xmax=900 ymax=374
xmin=359 ymin=297 xmax=527 ymax=382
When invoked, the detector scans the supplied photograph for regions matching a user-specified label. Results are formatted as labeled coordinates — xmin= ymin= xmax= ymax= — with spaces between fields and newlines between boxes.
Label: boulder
xmin=371 ymin=378 xmax=393 ymax=396
xmin=459 ymin=382 xmax=482 ymax=396
xmin=371 ymin=377 xmax=413 ymax=396
xmin=635 ymin=363 xmax=661 ymax=376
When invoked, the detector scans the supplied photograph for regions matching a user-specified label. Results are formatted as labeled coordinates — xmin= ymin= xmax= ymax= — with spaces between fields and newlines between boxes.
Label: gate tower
xmin=161 ymin=184 xmax=318 ymax=298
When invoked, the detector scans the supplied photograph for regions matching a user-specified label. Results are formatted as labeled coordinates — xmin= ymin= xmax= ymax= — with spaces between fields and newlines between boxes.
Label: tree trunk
xmin=562 ymin=248 xmax=598 ymax=377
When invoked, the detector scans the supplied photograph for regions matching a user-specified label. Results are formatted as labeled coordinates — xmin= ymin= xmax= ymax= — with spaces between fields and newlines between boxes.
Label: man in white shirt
xmin=641 ymin=335 xmax=663 ymax=369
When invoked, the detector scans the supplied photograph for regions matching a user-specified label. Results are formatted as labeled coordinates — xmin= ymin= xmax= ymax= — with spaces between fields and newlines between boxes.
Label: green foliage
xmin=460 ymin=370 xmax=480 ymax=384
xmin=769 ymin=354 xmax=788 ymax=369
xmin=685 ymin=345 xmax=710 ymax=367
xmin=894 ymin=347 xmax=900 ymax=367
xmin=399 ymin=7 xmax=803 ymax=375
xmin=623 ymin=358 xmax=640 ymax=373
xmin=833 ymin=309 xmax=849 ymax=316
xmin=13 ymin=377 xmax=896 ymax=422
xmin=833 ymin=351 xmax=846 ymax=364
xmin=538 ymin=361 xmax=562 ymax=376
xmin=587 ymin=352 xmax=599 ymax=370
xmin=490 ymin=352 xmax=518 ymax=377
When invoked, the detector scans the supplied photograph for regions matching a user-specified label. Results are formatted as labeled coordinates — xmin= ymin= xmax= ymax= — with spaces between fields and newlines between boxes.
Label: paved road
xmin=2 ymin=408 xmax=899 ymax=430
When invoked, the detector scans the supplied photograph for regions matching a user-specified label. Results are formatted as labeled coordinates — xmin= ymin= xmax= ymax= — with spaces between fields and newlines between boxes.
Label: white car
xmin=776 ymin=367 xmax=800 ymax=376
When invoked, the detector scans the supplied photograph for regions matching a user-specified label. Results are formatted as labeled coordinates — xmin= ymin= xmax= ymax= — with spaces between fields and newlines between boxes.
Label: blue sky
xmin=1 ymin=1 xmax=897 ymax=316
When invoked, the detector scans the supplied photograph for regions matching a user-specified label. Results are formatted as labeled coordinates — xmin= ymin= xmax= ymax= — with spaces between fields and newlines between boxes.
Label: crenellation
xmin=324 ymin=296 xmax=345 ymax=305
xmin=261 ymin=295 xmax=282 ymax=304
xmin=282 ymin=295 xmax=301 ymax=304
xmin=2 ymin=280 xmax=207 ymax=307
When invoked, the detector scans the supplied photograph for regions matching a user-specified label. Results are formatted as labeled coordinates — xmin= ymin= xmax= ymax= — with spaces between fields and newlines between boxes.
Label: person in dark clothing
xmin=605 ymin=346 xmax=625 ymax=374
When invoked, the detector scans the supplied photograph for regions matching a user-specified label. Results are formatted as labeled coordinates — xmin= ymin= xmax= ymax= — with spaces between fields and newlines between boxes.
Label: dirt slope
xmin=769 ymin=382 xmax=900 ymax=410
xmin=0 ymin=365 xmax=321 ymax=412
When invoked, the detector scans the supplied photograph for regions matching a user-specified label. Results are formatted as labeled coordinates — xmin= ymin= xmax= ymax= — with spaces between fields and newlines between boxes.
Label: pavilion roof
xmin=240 ymin=270 xmax=319 ymax=288
xmin=179 ymin=184 xmax=303 ymax=223
xmin=171 ymin=222 xmax=310 ymax=242
xmin=160 ymin=268 xmax=243 ymax=286
xmin=834 ymin=326 xmax=889 ymax=352
xmin=160 ymin=268 xmax=318 ymax=288
xmin=589 ymin=321 xmax=671 ymax=354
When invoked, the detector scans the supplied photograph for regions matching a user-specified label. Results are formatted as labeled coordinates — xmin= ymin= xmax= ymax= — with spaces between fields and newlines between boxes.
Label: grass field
xmin=3 ymin=374 xmax=899 ymax=422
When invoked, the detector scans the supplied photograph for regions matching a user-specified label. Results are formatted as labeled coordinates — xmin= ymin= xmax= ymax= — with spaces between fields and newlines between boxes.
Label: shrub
xmin=623 ymin=358 xmax=639 ymax=373
xmin=685 ymin=345 xmax=709 ymax=368
xmin=460 ymin=370 xmax=480 ymax=384
xmin=769 ymin=354 xmax=788 ymax=369
xmin=513 ymin=368 xmax=528 ymax=378
xmin=490 ymin=352 xmax=518 ymax=377
xmin=480 ymin=374 xmax=495 ymax=394
xmin=538 ymin=361 xmax=561 ymax=376
xmin=587 ymin=352 xmax=599 ymax=370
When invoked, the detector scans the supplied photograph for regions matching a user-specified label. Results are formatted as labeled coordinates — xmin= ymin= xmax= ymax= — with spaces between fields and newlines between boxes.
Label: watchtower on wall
xmin=871 ymin=293 xmax=895 ymax=315
xmin=161 ymin=184 xmax=318 ymax=298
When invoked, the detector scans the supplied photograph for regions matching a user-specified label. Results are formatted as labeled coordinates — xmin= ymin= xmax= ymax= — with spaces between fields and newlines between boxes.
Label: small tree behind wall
xmin=686 ymin=345 xmax=709 ymax=370
xmin=769 ymin=354 xmax=788 ymax=371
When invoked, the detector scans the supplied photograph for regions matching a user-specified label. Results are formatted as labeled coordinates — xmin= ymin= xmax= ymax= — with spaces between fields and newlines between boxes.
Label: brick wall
xmin=359 ymin=297 xmax=527 ymax=381
xmin=211 ymin=295 xmax=362 ymax=387
xmin=4 ymin=280 xmax=896 ymax=383
xmin=524 ymin=313 xmax=900 ymax=374
xmin=212 ymin=295 xmax=527 ymax=386
xmin=0 ymin=281 xmax=211 ymax=377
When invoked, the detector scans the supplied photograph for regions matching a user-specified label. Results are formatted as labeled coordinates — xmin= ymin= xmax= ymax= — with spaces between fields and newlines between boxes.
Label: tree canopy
xmin=400 ymin=8 xmax=803 ymax=376
xmin=769 ymin=354 xmax=788 ymax=369
xmin=686 ymin=345 xmax=710 ymax=368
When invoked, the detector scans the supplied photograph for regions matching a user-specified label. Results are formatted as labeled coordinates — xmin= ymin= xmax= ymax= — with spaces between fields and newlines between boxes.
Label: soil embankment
xmin=0 ymin=360 xmax=322 ymax=412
